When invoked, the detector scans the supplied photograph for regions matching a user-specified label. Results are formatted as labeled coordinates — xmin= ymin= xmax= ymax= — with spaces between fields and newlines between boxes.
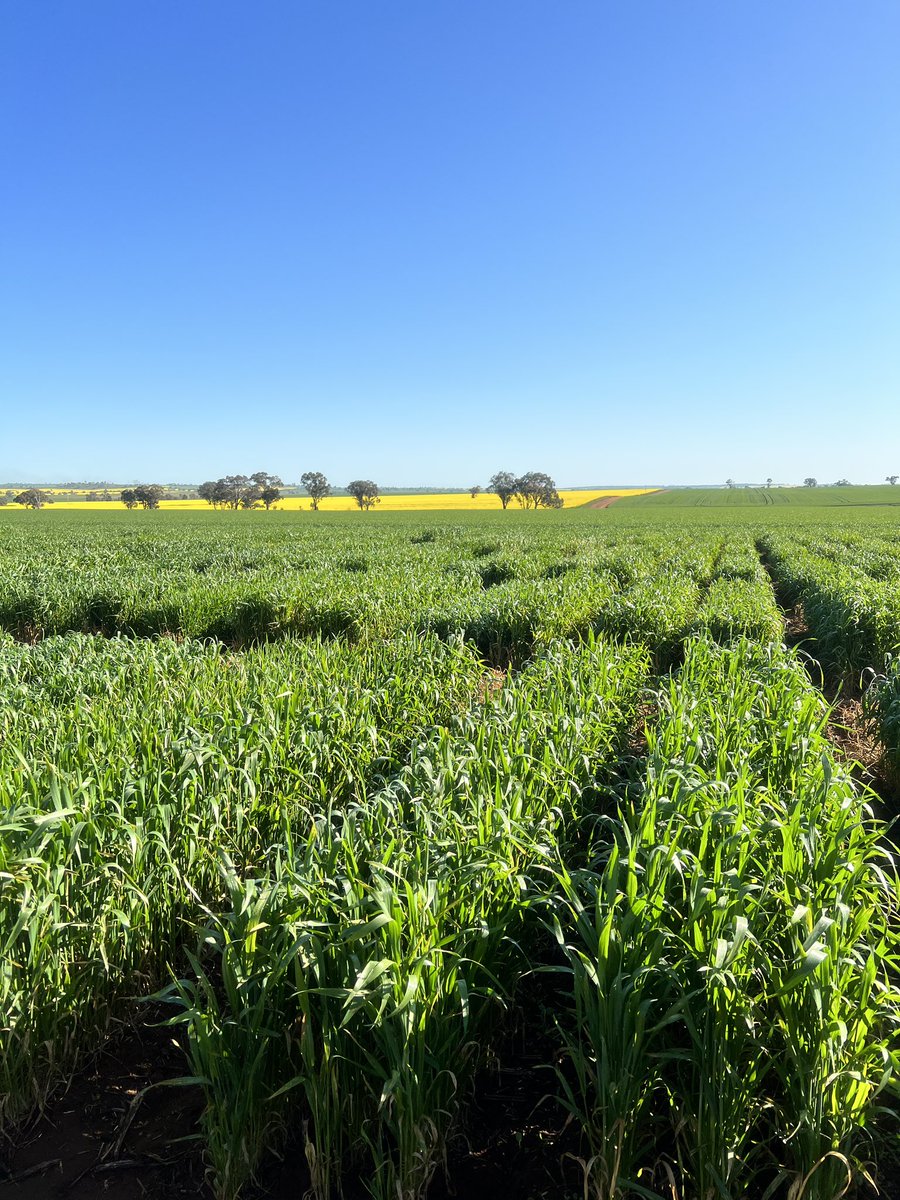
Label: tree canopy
xmin=487 ymin=471 xmax=518 ymax=509
xmin=347 ymin=480 xmax=380 ymax=510
xmin=514 ymin=471 xmax=562 ymax=509
xmin=488 ymin=471 xmax=562 ymax=509
xmin=301 ymin=471 xmax=331 ymax=511
xmin=198 ymin=473 xmax=282 ymax=509
xmin=131 ymin=485 xmax=163 ymax=509
xmin=14 ymin=488 xmax=50 ymax=509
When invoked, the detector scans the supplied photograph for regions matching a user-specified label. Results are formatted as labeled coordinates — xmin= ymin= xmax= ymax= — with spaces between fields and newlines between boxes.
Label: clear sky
xmin=2 ymin=2 xmax=898 ymax=487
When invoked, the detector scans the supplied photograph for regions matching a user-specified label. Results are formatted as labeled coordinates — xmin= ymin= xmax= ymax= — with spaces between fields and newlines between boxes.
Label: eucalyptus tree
xmin=301 ymin=471 xmax=331 ymax=511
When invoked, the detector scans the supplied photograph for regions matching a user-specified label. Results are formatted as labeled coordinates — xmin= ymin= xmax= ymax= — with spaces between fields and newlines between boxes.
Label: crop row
xmin=553 ymin=637 xmax=900 ymax=1199
xmin=159 ymin=634 xmax=648 ymax=1199
xmin=0 ymin=630 xmax=485 ymax=1126
xmin=161 ymin=636 xmax=900 ymax=1199
xmin=2 ymin=624 xmax=897 ymax=1198
xmin=0 ymin=522 xmax=780 ymax=658
xmin=758 ymin=532 xmax=900 ymax=764
xmin=760 ymin=532 xmax=900 ymax=677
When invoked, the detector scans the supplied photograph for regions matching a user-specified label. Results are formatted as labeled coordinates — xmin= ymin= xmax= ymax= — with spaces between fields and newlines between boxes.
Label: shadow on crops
xmin=478 ymin=562 xmax=516 ymax=589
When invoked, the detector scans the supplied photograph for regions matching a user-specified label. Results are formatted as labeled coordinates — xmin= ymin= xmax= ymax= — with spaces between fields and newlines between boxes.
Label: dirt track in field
xmin=585 ymin=489 xmax=667 ymax=509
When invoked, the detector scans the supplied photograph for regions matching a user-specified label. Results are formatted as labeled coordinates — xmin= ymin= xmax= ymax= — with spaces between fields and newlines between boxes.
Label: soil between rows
xmin=754 ymin=545 xmax=900 ymax=816
xmin=0 ymin=998 xmax=580 ymax=1200
xmin=0 ymin=1018 xmax=205 ymax=1200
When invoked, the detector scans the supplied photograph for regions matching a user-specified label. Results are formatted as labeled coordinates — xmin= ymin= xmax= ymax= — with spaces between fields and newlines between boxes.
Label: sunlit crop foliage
xmin=1 ymin=508 xmax=899 ymax=1199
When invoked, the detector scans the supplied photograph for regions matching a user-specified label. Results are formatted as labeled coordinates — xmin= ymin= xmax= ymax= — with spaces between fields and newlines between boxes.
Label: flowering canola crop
xmin=7 ymin=488 xmax=657 ymax=511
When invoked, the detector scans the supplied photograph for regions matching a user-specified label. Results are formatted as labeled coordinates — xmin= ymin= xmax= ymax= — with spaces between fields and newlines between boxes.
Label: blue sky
xmin=2 ymin=2 xmax=898 ymax=486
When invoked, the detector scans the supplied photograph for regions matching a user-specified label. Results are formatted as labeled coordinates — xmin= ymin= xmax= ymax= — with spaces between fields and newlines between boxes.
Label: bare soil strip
xmin=585 ymin=495 xmax=622 ymax=509
xmin=826 ymin=697 xmax=900 ymax=820
xmin=0 ymin=1018 xmax=206 ymax=1200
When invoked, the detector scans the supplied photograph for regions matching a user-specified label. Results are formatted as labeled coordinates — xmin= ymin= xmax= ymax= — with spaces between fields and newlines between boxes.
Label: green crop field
xmin=621 ymin=484 xmax=900 ymax=508
xmin=2 ymin=503 xmax=900 ymax=1200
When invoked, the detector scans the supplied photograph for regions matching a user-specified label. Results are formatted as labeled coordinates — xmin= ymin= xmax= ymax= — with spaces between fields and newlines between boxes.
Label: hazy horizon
xmin=1 ymin=479 xmax=895 ymax=494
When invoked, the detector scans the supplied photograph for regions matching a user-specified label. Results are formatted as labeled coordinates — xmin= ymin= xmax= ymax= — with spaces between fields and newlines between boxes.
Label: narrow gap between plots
xmin=754 ymin=539 xmax=900 ymax=815
xmin=433 ymin=691 xmax=659 ymax=1200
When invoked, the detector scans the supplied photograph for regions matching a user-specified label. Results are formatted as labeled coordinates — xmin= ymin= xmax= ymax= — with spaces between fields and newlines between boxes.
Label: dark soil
xmin=0 ymin=988 xmax=585 ymax=1200
xmin=826 ymin=695 xmax=900 ymax=824
xmin=0 ymin=1017 xmax=207 ymax=1200
xmin=433 ymin=1055 xmax=574 ymax=1200
xmin=754 ymin=544 xmax=812 ymax=652
xmin=10 ymin=1004 xmax=896 ymax=1200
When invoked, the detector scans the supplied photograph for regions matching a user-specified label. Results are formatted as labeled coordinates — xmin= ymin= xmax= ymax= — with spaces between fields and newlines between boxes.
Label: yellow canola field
xmin=24 ymin=489 xmax=657 ymax=512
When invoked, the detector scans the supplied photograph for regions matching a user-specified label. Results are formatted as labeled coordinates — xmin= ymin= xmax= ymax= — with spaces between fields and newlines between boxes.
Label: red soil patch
xmin=585 ymin=490 xmax=666 ymax=510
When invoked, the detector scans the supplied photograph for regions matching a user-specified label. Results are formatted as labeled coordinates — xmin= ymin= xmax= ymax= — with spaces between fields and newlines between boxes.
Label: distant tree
xmin=133 ymin=484 xmax=163 ymax=509
xmin=15 ymin=488 xmax=50 ymax=509
xmin=766 ymin=478 xmax=773 ymax=488
xmin=803 ymin=477 xmax=818 ymax=488
xmin=197 ymin=475 xmax=279 ymax=509
xmin=248 ymin=471 xmax=283 ymax=510
xmin=0 ymin=494 xmax=7 ymax=506
xmin=301 ymin=471 xmax=331 ymax=511
xmin=488 ymin=471 xmax=518 ymax=510
xmin=120 ymin=488 xmax=138 ymax=509
xmin=834 ymin=479 xmax=851 ymax=487
xmin=220 ymin=475 xmax=251 ymax=509
xmin=470 ymin=485 xmax=482 ymax=500
xmin=198 ymin=480 xmax=222 ymax=507
xmin=347 ymin=479 xmax=380 ymax=510
xmin=514 ymin=471 xmax=563 ymax=510
xmin=887 ymin=476 xmax=899 ymax=486
xmin=219 ymin=475 xmax=259 ymax=509
xmin=725 ymin=478 xmax=736 ymax=489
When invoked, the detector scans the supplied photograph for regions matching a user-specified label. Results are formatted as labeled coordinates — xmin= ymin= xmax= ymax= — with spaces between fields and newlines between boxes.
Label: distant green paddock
xmin=619 ymin=485 xmax=900 ymax=508
xmin=3 ymin=493 xmax=900 ymax=536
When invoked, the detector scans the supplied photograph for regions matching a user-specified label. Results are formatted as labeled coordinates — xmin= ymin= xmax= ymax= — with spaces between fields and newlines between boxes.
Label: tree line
xmin=484 ymin=471 xmax=563 ymax=509
xmin=3 ymin=470 xmax=566 ymax=510
xmin=196 ymin=473 xmax=285 ymax=510
xmin=150 ymin=471 xmax=563 ymax=511
xmin=723 ymin=477 xmax=900 ymax=490
xmin=195 ymin=474 xmax=381 ymax=510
